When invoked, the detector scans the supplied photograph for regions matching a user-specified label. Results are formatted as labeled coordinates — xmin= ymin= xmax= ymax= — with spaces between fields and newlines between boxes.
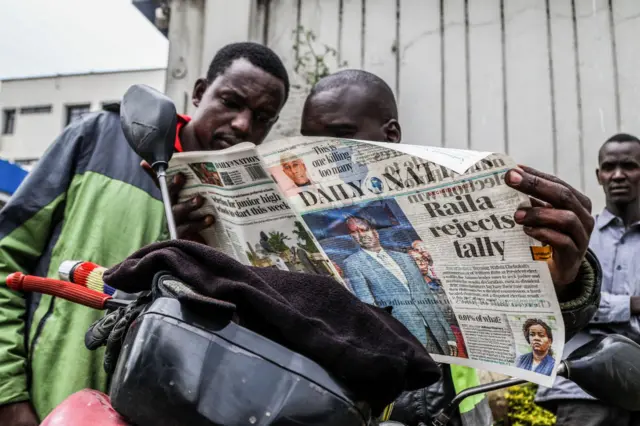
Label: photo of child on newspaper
xmin=243 ymin=221 xmax=334 ymax=277
xmin=302 ymin=199 xmax=467 ymax=358
xmin=511 ymin=316 xmax=557 ymax=376
xmin=188 ymin=162 xmax=225 ymax=187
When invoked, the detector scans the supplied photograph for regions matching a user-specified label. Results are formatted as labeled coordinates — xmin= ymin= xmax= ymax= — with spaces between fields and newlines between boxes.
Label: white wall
xmin=0 ymin=68 xmax=166 ymax=161
xmin=171 ymin=0 xmax=640 ymax=212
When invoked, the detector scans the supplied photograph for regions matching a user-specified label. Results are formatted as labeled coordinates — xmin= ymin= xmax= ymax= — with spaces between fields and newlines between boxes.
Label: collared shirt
xmin=588 ymin=209 xmax=640 ymax=331
xmin=537 ymin=208 xmax=640 ymax=402
xmin=362 ymin=248 xmax=410 ymax=290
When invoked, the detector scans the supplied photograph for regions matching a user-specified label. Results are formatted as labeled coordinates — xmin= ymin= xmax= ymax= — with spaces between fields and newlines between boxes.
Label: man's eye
xmin=256 ymin=112 xmax=274 ymax=123
xmin=221 ymin=98 xmax=239 ymax=109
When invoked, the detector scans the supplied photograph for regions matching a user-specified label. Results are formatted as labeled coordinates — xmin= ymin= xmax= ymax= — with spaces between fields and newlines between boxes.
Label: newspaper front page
xmin=169 ymin=136 xmax=565 ymax=387
xmin=167 ymin=143 xmax=339 ymax=279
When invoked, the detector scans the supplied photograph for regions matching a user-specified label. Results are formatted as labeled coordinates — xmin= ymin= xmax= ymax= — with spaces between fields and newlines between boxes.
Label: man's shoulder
xmin=343 ymin=250 xmax=367 ymax=267
xmin=387 ymin=249 xmax=412 ymax=261
xmin=73 ymin=108 xmax=162 ymax=199
xmin=71 ymin=108 xmax=122 ymax=142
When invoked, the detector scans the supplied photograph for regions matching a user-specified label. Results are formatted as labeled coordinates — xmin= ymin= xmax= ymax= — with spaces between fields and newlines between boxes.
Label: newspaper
xmin=168 ymin=136 xmax=564 ymax=387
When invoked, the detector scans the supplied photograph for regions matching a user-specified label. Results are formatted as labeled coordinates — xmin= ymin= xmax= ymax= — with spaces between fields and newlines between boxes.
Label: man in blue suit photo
xmin=342 ymin=215 xmax=458 ymax=356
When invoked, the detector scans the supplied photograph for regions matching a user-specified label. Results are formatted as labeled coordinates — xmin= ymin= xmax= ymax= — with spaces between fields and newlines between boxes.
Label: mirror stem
xmin=156 ymin=165 xmax=178 ymax=240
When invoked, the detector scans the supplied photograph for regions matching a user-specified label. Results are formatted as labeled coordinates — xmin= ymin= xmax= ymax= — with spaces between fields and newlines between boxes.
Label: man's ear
xmin=595 ymin=168 xmax=603 ymax=186
xmin=383 ymin=119 xmax=402 ymax=143
xmin=192 ymin=78 xmax=209 ymax=108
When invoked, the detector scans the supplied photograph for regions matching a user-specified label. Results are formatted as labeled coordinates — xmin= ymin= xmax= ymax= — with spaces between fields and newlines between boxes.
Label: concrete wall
xmin=0 ymin=68 xmax=166 ymax=162
xmin=166 ymin=0 xmax=640 ymax=212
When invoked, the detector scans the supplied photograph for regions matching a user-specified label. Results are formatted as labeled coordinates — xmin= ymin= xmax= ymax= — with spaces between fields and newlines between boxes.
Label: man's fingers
xmin=176 ymin=215 xmax=215 ymax=238
xmin=515 ymin=207 xmax=589 ymax=252
xmin=517 ymin=165 xmax=592 ymax=213
xmin=140 ymin=160 xmax=160 ymax=188
xmin=529 ymin=197 xmax=552 ymax=208
xmin=506 ymin=168 xmax=594 ymax=234
xmin=172 ymin=196 xmax=205 ymax=222
xmin=168 ymin=172 xmax=187 ymax=205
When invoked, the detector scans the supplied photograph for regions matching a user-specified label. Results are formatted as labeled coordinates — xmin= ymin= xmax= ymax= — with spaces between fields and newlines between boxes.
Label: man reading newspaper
xmin=299 ymin=69 xmax=600 ymax=426
xmin=156 ymin=69 xmax=599 ymax=426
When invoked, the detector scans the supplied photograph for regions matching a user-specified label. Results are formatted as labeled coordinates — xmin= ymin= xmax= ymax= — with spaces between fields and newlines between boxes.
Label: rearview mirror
xmin=563 ymin=334 xmax=640 ymax=411
xmin=120 ymin=84 xmax=177 ymax=169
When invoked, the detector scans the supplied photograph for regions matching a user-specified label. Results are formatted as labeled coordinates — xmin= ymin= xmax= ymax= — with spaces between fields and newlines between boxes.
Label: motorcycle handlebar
xmin=6 ymin=272 xmax=126 ymax=310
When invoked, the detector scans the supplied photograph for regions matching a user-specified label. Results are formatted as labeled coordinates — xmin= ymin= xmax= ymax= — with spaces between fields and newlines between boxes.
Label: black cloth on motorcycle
xmin=90 ymin=240 xmax=440 ymax=413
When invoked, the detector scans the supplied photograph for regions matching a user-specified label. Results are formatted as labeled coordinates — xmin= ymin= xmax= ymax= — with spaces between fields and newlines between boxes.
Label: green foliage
xmin=497 ymin=384 xmax=555 ymax=426
xmin=293 ymin=221 xmax=318 ymax=253
xmin=291 ymin=26 xmax=347 ymax=87
xmin=267 ymin=231 xmax=291 ymax=253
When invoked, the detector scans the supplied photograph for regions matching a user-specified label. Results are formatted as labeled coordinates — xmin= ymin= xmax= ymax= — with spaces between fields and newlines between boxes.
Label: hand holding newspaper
xmin=168 ymin=136 xmax=564 ymax=386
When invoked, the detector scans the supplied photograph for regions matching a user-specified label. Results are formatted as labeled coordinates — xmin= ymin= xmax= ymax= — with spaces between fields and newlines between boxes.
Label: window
xmin=66 ymin=104 xmax=91 ymax=125
xmin=2 ymin=109 xmax=16 ymax=135
xmin=20 ymin=105 xmax=52 ymax=114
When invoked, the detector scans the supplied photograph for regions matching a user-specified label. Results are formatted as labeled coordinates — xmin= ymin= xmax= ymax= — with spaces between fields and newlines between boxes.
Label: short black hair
xmin=606 ymin=133 xmax=640 ymax=144
xmin=523 ymin=318 xmax=553 ymax=343
xmin=308 ymin=69 xmax=398 ymax=120
xmin=599 ymin=133 xmax=640 ymax=162
xmin=206 ymin=42 xmax=290 ymax=102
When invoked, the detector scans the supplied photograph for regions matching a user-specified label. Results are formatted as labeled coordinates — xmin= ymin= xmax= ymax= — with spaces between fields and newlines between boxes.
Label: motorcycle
xmin=9 ymin=84 xmax=640 ymax=426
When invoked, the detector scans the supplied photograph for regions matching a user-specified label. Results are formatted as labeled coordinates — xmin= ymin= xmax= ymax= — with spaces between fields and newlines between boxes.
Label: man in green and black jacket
xmin=0 ymin=42 xmax=290 ymax=425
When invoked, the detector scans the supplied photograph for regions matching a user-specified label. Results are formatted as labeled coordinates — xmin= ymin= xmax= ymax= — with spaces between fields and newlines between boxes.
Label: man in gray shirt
xmin=536 ymin=133 xmax=640 ymax=425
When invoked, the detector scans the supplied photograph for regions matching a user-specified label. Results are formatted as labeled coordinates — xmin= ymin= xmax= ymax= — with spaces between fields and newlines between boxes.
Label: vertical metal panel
xmin=339 ymin=0 xmax=365 ymax=69
xmin=397 ymin=0 xmax=442 ymax=146
xmin=164 ymin=0 xmax=205 ymax=116
xmin=200 ymin=0 xmax=254 ymax=76
xmin=548 ymin=0 xmax=583 ymax=191
xmin=575 ymin=0 xmax=618 ymax=211
xmin=612 ymin=0 xmax=640 ymax=136
xmin=265 ymin=0 xmax=303 ymax=139
xmin=298 ymin=0 xmax=342 ymax=72
xmin=266 ymin=0 xmax=300 ymax=71
xmin=362 ymin=0 xmax=399 ymax=96
xmin=442 ymin=0 xmax=468 ymax=149
xmin=249 ymin=0 xmax=269 ymax=43
xmin=504 ymin=0 xmax=554 ymax=173
xmin=467 ymin=0 xmax=505 ymax=154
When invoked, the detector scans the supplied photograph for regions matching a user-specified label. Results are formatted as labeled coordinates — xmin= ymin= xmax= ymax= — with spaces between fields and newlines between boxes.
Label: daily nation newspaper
xmin=168 ymin=136 xmax=564 ymax=387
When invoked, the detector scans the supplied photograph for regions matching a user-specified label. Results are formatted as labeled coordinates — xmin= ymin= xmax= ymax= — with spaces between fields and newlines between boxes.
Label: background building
xmin=0 ymin=69 xmax=166 ymax=167
xmin=0 ymin=0 xmax=168 ymax=168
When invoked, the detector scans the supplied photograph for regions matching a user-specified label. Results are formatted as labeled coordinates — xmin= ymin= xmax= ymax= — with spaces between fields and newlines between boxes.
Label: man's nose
xmin=231 ymin=109 xmax=252 ymax=136
xmin=612 ymin=167 xmax=626 ymax=180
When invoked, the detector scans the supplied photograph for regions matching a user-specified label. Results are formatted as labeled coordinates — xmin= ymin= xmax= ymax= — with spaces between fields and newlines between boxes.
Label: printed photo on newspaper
xmin=168 ymin=136 xmax=564 ymax=387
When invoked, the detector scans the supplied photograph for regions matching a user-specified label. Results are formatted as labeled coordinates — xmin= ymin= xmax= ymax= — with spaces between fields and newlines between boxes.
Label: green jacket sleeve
xmin=0 ymin=119 xmax=86 ymax=405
